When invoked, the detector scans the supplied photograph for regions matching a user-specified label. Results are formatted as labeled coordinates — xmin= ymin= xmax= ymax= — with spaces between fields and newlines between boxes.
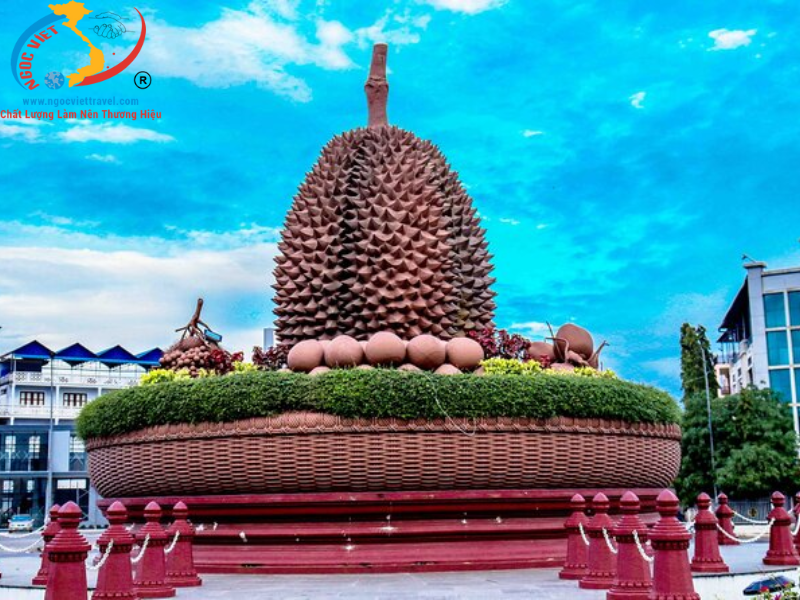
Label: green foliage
xmin=77 ymin=369 xmax=679 ymax=440
xmin=675 ymin=387 xmax=799 ymax=503
xmin=479 ymin=358 xmax=617 ymax=379
xmin=679 ymin=323 xmax=719 ymax=398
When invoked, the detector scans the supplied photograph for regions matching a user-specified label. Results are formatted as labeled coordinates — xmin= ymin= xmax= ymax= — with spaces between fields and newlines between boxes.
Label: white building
xmin=717 ymin=262 xmax=800 ymax=430
xmin=0 ymin=340 xmax=162 ymax=525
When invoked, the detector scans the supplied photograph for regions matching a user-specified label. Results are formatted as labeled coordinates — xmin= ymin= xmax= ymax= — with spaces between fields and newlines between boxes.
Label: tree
xmin=679 ymin=323 xmax=719 ymax=398
xmin=675 ymin=387 xmax=798 ymax=503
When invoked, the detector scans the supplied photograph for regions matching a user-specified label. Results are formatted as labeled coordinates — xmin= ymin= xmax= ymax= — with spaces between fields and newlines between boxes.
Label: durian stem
xmin=365 ymin=43 xmax=389 ymax=128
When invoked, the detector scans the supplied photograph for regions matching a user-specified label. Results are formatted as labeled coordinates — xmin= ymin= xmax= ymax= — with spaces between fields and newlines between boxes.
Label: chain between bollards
xmin=164 ymin=530 xmax=180 ymax=555
xmin=0 ymin=537 xmax=42 ymax=553
xmin=86 ymin=539 xmax=114 ymax=572
xmin=732 ymin=510 xmax=770 ymax=525
xmin=578 ymin=522 xmax=590 ymax=547
xmin=0 ymin=525 xmax=46 ymax=539
xmin=602 ymin=527 xmax=618 ymax=555
xmin=716 ymin=519 xmax=774 ymax=543
xmin=631 ymin=529 xmax=654 ymax=564
xmin=130 ymin=533 xmax=150 ymax=564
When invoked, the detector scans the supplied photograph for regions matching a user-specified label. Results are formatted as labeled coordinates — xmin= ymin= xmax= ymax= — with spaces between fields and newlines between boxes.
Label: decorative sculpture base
xmin=99 ymin=488 xmax=662 ymax=574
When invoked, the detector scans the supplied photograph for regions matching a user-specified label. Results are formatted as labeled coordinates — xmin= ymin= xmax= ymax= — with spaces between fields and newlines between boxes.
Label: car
xmin=8 ymin=514 xmax=34 ymax=532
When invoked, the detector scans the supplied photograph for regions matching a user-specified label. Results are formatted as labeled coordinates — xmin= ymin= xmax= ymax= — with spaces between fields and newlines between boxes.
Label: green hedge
xmin=76 ymin=369 xmax=680 ymax=440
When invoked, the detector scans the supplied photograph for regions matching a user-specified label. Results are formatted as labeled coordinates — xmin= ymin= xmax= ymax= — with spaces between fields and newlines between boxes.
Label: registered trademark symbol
xmin=134 ymin=71 xmax=151 ymax=89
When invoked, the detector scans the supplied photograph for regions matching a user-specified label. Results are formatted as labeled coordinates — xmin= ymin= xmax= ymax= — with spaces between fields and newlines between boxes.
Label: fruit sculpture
xmin=159 ymin=299 xmax=239 ymax=376
xmin=286 ymin=331 xmax=485 ymax=374
xmin=526 ymin=323 xmax=608 ymax=371
xmin=273 ymin=43 xmax=496 ymax=347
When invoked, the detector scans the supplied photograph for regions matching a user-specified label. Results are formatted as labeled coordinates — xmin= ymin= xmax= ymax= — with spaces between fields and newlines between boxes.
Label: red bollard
xmin=691 ymin=493 xmax=728 ymax=573
xmin=607 ymin=491 xmax=651 ymax=600
xmin=560 ymin=493 xmax=590 ymax=580
xmin=32 ymin=504 xmax=60 ymax=586
xmin=133 ymin=501 xmax=176 ymax=598
xmin=165 ymin=501 xmax=202 ymax=587
xmin=715 ymin=493 xmax=738 ymax=546
xmin=93 ymin=501 xmax=139 ymax=600
xmin=649 ymin=489 xmax=699 ymax=600
xmin=45 ymin=502 xmax=91 ymax=600
xmin=764 ymin=491 xmax=800 ymax=566
xmin=793 ymin=491 xmax=800 ymax=554
xmin=579 ymin=492 xmax=617 ymax=590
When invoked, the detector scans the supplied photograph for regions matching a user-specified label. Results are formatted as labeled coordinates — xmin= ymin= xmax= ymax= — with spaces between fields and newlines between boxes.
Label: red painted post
xmin=133 ymin=501 xmax=176 ymax=598
xmin=93 ymin=501 xmax=139 ymax=600
xmin=607 ymin=491 xmax=651 ymax=600
xmin=792 ymin=491 xmax=800 ymax=554
xmin=648 ymin=489 xmax=699 ymax=600
xmin=690 ymin=493 xmax=728 ymax=573
xmin=764 ymin=491 xmax=800 ymax=566
xmin=715 ymin=493 xmax=738 ymax=546
xmin=45 ymin=501 xmax=90 ymax=600
xmin=579 ymin=492 xmax=616 ymax=590
xmin=165 ymin=501 xmax=202 ymax=587
xmin=560 ymin=493 xmax=589 ymax=580
xmin=32 ymin=504 xmax=60 ymax=586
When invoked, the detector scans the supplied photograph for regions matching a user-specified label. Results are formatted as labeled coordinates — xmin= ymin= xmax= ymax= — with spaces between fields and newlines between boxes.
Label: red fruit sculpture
xmin=273 ymin=43 xmax=495 ymax=346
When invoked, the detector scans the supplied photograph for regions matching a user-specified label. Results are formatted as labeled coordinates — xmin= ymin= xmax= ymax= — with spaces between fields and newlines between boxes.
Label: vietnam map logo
xmin=11 ymin=1 xmax=146 ymax=90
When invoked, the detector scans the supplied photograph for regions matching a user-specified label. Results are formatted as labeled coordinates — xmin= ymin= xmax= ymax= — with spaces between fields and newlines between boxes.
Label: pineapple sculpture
xmin=274 ymin=43 xmax=496 ymax=345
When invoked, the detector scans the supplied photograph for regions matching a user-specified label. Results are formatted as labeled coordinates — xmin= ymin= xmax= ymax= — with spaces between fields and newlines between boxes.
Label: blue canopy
xmin=136 ymin=348 xmax=164 ymax=366
xmin=96 ymin=345 xmax=140 ymax=366
xmin=2 ymin=340 xmax=53 ymax=361
xmin=55 ymin=343 xmax=96 ymax=365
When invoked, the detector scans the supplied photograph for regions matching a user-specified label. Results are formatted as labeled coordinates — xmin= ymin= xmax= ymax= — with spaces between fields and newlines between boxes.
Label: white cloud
xmin=522 ymin=129 xmax=544 ymax=137
xmin=354 ymin=11 xmax=428 ymax=48
xmin=58 ymin=122 xmax=175 ymax=144
xmin=509 ymin=321 xmax=551 ymax=339
xmin=708 ymin=28 xmax=757 ymax=51
xmin=422 ymin=0 xmax=506 ymax=14
xmin=536 ymin=223 xmax=548 ymax=230
xmin=0 ymin=116 xmax=50 ymax=142
xmin=85 ymin=153 xmax=120 ymax=163
xmin=499 ymin=217 xmax=520 ymax=225
xmin=629 ymin=91 xmax=646 ymax=109
xmin=0 ymin=226 xmax=279 ymax=357
xmin=642 ymin=356 xmax=680 ymax=380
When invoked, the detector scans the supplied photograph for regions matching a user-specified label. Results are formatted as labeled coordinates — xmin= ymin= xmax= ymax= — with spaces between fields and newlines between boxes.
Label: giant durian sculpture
xmin=273 ymin=44 xmax=495 ymax=345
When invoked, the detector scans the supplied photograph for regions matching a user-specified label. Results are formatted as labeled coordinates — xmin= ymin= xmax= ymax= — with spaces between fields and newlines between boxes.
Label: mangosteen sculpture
xmin=273 ymin=43 xmax=496 ymax=346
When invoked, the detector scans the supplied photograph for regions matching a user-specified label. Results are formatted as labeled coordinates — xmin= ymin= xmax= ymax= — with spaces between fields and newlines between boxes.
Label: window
xmin=69 ymin=436 xmax=86 ymax=472
xmin=56 ymin=479 xmax=87 ymax=490
xmin=770 ymin=369 xmax=793 ymax=402
xmin=62 ymin=393 xmax=87 ymax=408
xmin=790 ymin=291 xmax=800 ymax=327
xmin=28 ymin=436 xmax=40 ymax=459
xmin=26 ymin=480 xmax=34 ymax=493
xmin=2 ymin=481 xmax=13 ymax=493
xmin=69 ymin=436 xmax=85 ymax=454
xmin=792 ymin=330 xmax=800 ymax=365
xmin=767 ymin=331 xmax=790 ymax=366
xmin=4 ymin=436 xmax=16 ymax=454
xmin=19 ymin=391 xmax=45 ymax=406
xmin=765 ymin=293 xmax=787 ymax=328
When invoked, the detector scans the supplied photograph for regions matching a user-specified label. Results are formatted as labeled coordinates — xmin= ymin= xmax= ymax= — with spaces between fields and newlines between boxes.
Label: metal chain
xmin=164 ymin=531 xmax=180 ymax=555
xmin=86 ymin=540 xmax=114 ymax=572
xmin=732 ymin=510 xmax=769 ymax=525
xmin=0 ymin=525 xmax=46 ymax=539
xmin=602 ymin=527 xmax=618 ymax=555
xmin=716 ymin=519 xmax=774 ymax=543
xmin=632 ymin=530 xmax=654 ymax=564
xmin=130 ymin=534 xmax=150 ymax=564
xmin=0 ymin=537 xmax=43 ymax=553
xmin=578 ymin=522 xmax=590 ymax=547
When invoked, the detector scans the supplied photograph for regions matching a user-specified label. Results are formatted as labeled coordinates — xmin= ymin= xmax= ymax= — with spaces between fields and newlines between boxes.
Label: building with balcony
xmin=717 ymin=261 xmax=800 ymax=431
xmin=0 ymin=340 xmax=162 ymax=525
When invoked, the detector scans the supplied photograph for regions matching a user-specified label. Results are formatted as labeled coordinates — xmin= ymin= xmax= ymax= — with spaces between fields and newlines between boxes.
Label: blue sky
xmin=1 ymin=0 xmax=799 ymax=396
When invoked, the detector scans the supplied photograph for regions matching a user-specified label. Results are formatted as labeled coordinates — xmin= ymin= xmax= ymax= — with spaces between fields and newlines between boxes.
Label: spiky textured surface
xmin=274 ymin=125 xmax=495 ymax=345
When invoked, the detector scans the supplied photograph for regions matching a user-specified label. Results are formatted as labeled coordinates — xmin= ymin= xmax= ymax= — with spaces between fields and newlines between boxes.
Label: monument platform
xmin=99 ymin=487 xmax=663 ymax=574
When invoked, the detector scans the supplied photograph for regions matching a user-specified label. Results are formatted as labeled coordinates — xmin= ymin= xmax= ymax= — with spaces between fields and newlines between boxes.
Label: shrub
xmin=77 ymin=369 xmax=680 ymax=440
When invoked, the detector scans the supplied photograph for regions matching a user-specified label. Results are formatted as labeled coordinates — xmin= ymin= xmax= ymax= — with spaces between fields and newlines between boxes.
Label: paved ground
xmin=0 ymin=537 xmax=792 ymax=599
